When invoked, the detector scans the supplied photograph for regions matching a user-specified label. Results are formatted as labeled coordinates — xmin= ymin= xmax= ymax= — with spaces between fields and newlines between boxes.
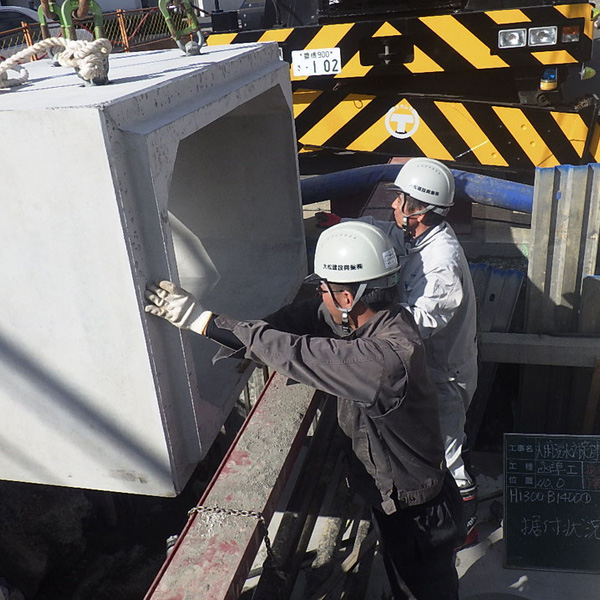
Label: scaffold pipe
xmin=301 ymin=164 xmax=534 ymax=214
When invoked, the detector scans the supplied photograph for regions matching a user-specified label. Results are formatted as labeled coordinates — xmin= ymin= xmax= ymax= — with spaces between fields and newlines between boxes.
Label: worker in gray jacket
xmin=320 ymin=158 xmax=479 ymax=542
xmin=145 ymin=221 xmax=466 ymax=600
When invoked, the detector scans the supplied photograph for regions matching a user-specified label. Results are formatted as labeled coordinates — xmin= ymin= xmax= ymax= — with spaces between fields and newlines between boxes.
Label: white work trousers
xmin=435 ymin=377 xmax=476 ymax=490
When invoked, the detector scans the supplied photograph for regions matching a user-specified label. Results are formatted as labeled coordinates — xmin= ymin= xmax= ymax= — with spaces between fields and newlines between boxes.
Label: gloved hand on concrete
xmin=145 ymin=280 xmax=212 ymax=335
xmin=315 ymin=212 xmax=342 ymax=228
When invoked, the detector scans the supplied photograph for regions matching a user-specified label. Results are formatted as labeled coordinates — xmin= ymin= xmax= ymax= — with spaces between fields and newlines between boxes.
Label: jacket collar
xmin=320 ymin=303 xmax=406 ymax=339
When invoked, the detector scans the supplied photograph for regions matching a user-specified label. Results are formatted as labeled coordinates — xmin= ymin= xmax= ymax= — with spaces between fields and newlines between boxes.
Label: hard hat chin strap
xmin=401 ymin=206 xmax=428 ymax=228
xmin=430 ymin=204 xmax=450 ymax=216
xmin=335 ymin=282 xmax=368 ymax=333
xmin=400 ymin=196 xmax=430 ymax=228
xmin=401 ymin=203 xmax=450 ymax=227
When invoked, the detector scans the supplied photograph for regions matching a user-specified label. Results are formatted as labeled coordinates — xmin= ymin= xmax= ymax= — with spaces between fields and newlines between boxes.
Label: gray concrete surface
xmin=0 ymin=44 xmax=306 ymax=496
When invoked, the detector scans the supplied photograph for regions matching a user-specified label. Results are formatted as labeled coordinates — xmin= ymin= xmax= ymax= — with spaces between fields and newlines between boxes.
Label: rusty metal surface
xmin=145 ymin=373 xmax=321 ymax=600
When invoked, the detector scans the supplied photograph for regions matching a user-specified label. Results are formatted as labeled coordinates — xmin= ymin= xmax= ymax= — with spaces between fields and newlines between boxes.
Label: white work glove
xmin=145 ymin=280 xmax=212 ymax=335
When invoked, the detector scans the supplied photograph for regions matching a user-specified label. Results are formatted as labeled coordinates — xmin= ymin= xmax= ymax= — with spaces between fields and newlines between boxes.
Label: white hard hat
xmin=393 ymin=157 xmax=455 ymax=215
xmin=312 ymin=221 xmax=399 ymax=287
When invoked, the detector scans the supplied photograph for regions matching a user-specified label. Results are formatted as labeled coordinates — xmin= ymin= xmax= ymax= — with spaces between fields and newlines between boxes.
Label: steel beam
xmin=479 ymin=332 xmax=600 ymax=368
xmin=144 ymin=373 xmax=322 ymax=600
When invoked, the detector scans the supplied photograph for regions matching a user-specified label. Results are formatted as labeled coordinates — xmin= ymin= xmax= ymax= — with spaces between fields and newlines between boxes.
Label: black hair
xmin=361 ymin=286 xmax=399 ymax=311
xmin=329 ymin=282 xmax=398 ymax=311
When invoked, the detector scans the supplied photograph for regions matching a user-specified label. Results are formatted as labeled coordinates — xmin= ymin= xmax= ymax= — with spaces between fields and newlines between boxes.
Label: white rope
xmin=0 ymin=37 xmax=112 ymax=89
xmin=0 ymin=63 xmax=28 ymax=88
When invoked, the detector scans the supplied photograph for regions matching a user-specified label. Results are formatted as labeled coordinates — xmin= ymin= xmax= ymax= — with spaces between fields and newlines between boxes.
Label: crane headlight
xmin=498 ymin=28 xmax=527 ymax=48
xmin=528 ymin=26 xmax=558 ymax=47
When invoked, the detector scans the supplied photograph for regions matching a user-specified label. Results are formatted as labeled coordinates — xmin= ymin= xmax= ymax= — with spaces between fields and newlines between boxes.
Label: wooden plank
xmin=479 ymin=332 xmax=600 ymax=367
xmin=524 ymin=166 xmax=599 ymax=334
xmin=476 ymin=265 xmax=509 ymax=332
xmin=520 ymin=164 xmax=600 ymax=432
xmin=466 ymin=263 xmax=524 ymax=446
xmin=579 ymin=276 xmax=600 ymax=334
xmin=489 ymin=270 xmax=524 ymax=332
xmin=145 ymin=374 xmax=322 ymax=600
xmin=525 ymin=166 xmax=556 ymax=335
xmin=569 ymin=276 xmax=600 ymax=433
xmin=582 ymin=358 xmax=600 ymax=434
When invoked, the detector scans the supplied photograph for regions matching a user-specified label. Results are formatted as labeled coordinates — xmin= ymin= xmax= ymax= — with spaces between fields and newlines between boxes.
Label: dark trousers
xmin=372 ymin=472 xmax=466 ymax=600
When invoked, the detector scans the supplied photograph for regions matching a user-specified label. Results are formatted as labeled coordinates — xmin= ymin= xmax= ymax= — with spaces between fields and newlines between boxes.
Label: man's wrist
xmin=189 ymin=310 xmax=214 ymax=335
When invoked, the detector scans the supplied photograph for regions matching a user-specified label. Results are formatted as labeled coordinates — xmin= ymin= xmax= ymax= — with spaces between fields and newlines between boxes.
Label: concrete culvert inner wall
xmin=0 ymin=44 xmax=306 ymax=497
xmin=166 ymin=85 xmax=307 ymax=446
xmin=169 ymin=86 xmax=305 ymax=321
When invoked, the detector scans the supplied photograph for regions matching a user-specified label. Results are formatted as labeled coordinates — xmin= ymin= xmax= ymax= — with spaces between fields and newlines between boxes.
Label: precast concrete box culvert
xmin=0 ymin=44 xmax=306 ymax=496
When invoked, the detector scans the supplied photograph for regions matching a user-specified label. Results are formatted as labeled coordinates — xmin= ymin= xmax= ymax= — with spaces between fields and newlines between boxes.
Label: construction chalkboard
xmin=504 ymin=433 xmax=600 ymax=573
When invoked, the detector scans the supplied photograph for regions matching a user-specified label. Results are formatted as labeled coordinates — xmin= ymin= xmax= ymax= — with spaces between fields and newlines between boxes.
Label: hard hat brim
xmin=303 ymin=272 xmax=321 ymax=285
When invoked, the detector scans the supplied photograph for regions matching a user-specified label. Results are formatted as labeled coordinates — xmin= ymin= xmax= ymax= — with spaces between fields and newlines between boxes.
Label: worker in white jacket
xmin=328 ymin=158 xmax=478 ymax=542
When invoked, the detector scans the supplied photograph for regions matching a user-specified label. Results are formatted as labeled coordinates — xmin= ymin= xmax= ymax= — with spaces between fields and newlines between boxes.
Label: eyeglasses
xmin=315 ymin=284 xmax=345 ymax=296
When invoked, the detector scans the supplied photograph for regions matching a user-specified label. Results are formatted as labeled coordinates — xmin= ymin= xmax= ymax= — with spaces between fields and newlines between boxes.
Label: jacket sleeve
xmin=263 ymin=298 xmax=324 ymax=334
xmin=206 ymin=299 xmax=323 ymax=362
xmin=402 ymin=262 xmax=464 ymax=339
xmin=212 ymin=315 xmax=404 ymax=409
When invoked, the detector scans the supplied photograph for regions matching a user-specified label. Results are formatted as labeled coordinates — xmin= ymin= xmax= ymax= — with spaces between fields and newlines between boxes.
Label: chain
xmin=188 ymin=505 xmax=277 ymax=566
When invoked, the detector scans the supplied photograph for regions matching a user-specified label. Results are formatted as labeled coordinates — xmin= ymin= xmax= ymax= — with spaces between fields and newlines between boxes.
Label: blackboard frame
xmin=504 ymin=433 xmax=600 ymax=573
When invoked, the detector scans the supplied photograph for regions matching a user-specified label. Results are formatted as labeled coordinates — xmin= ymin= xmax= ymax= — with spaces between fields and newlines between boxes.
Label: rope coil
xmin=0 ymin=37 xmax=112 ymax=88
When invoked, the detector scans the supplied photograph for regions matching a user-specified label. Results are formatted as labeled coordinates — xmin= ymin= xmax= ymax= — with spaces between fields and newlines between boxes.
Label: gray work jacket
xmin=355 ymin=217 xmax=478 ymax=388
xmin=212 ymin=300 xmax=446 ymax=514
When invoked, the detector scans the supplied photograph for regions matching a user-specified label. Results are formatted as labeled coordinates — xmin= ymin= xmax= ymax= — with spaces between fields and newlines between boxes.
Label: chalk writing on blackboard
xmin=504 ymin=433 xmax=600 ymax=572
xmin=520 ymin=515 xmax=600 ymax=539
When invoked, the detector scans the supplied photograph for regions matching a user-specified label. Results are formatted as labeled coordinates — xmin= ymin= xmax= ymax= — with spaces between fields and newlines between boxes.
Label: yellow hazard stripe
xmin=334 ymin=50 xmax=371 ymax=79
xmin=407 ymin=104 xmax=454 ymax=161
xmin=589 ymin=124 xmax=600 ymax=163
xmin=531 ymin=50 xmax=578 ymax=65
xmin=346 ymin=98 xmax=453 ymax=160
xmin=258 ymin=28 xmax=293 ymax=42
xmin=373 ymin=22 xmax=400 ymax=37
xmin=554 ymin=3 xmax=594 ymax=39
xmin=297 ymin=94 xmax=373 ymax=146
xmin=293 ymin=89 xmax=321 ymax=118
xmin=335 ymin=21 xmax=400 ymax=80
xmin=406 ymin=46 xmax=444 ymax=73
xmin=305 ymin=23 xmax=351 ymax=50
xmin=347 ymin=107 xmax=390 ymax=152
xmin=492 ymin=106 xmax=559 ymax=167
xmin=550 ymin=111 xmax=588 ymax=158
xmin=372 ymin=22 xmax=442 ymax=73
xmin=206 ymin=33 xmax=237 ymax=46
xmin=435 ymin=102 xmax=508 ymax=166
xmin=420 ymin=15 xmax=509 ymax=69
xmin=486 ymin=9 xmax=531 ymax=25
xmin=205 ymin=29 xmax=293 ymax=45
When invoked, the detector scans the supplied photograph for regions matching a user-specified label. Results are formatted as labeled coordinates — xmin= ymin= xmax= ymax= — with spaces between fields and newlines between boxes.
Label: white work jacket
xmin=354 ymin=218 xmax=478 ymax=387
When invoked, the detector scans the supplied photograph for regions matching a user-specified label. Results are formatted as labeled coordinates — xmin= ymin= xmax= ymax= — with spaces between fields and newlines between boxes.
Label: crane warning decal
xmin=385 ymin=103 xmax=420 ymax=139
xmin=208 ymin=3 xmax=593 ymax=81
xmin=293 ymin=91 xmax=599 ymax=170
xmin=210 ymin=3 xmax=598 ymax=170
